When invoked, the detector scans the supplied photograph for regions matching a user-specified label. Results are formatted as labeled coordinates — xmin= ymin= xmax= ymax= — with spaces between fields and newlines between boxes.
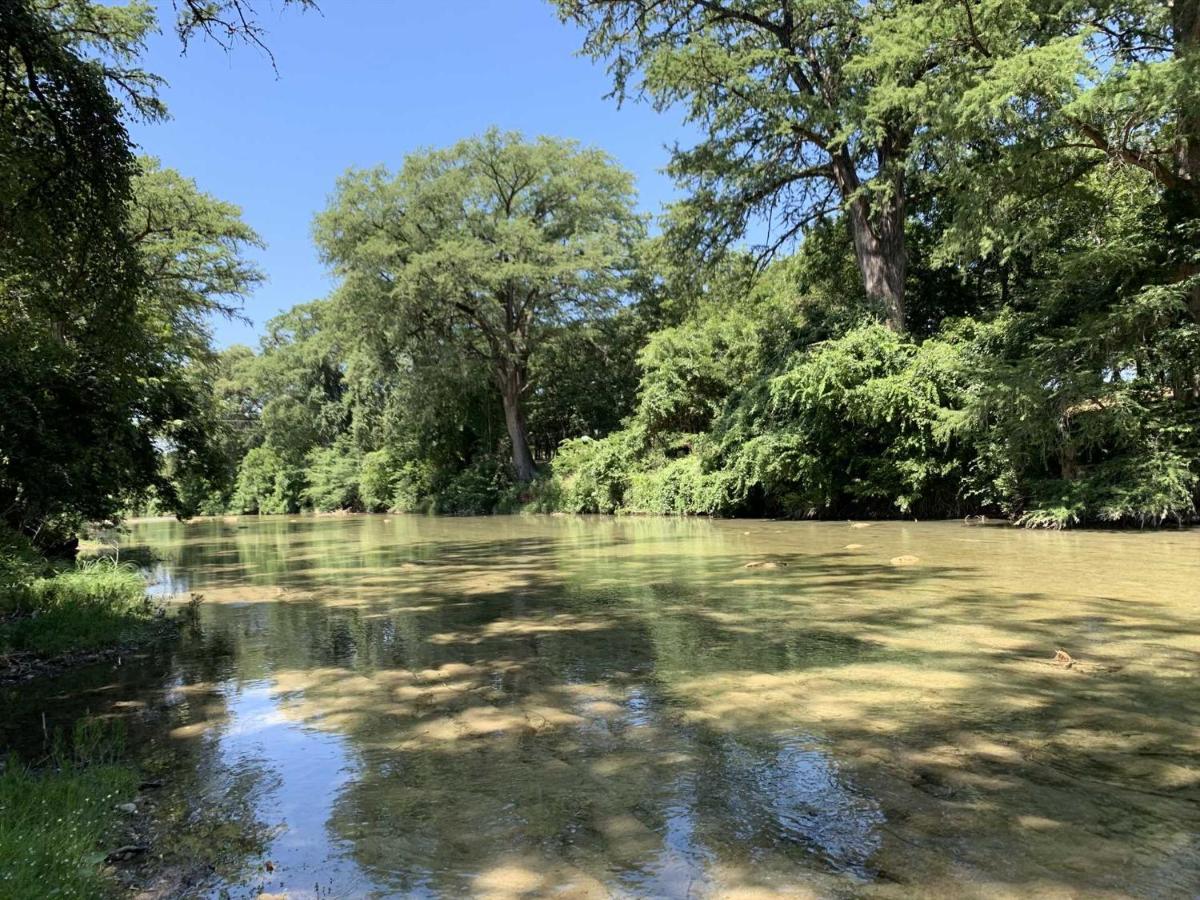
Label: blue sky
xmin=128 ymin=0 xmax=692 ymax=347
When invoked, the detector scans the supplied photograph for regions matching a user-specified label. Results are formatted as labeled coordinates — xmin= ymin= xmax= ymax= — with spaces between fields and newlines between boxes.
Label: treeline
xmin=177 ymin=0 xmax=1199 ymax=528
xmin=4 ymin=1 xmax=1199 ymax=539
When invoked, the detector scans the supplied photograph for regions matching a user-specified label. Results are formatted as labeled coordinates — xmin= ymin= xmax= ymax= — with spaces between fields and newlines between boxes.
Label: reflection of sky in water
xmin=144 ymin=561 xmax=188 ymax=598
xmin=735 ymin=736 xmax=883 ymax=877
xmin=614 ymin=731 xmax=882 ymax=896
xmin=203 ymin=681 xmax=376 ymax=899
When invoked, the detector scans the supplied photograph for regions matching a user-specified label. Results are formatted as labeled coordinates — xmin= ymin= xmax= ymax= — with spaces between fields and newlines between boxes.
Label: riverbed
xmin=4 ymin=515 xmax=1198 ymax=898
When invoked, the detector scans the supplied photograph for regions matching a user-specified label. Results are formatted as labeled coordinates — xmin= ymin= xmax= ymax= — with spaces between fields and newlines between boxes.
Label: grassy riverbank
xmin=0 ymin=529 xmax=172 ymax=680
xmin=0 ymin=722 xmax=138 ymax=899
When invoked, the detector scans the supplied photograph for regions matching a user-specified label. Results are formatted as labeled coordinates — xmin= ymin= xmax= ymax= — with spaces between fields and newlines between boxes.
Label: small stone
xmin=844 ymin=543 xmax=864 ymax=550
xmin=116 ymin=802 xmax=138 ymax=814
xmin=890 ymin=555 xmax=921 ymax=566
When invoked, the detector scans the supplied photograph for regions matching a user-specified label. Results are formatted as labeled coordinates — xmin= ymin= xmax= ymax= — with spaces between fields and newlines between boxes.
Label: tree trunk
xmin=1171 ymin=0 xmax=1200 ymax=322
xmin=847 ymin=195 xmax=907 ymax=332
xmin=500 ymin=366 xmax=536 ymax=483
xmin=1173 ymin=0 xmax=1200 ymax=187
xmin=832 ymin=150 xmax=907 ymax=332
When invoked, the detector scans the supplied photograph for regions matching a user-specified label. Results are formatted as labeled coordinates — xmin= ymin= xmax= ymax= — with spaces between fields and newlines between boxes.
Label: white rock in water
xmin=116 ymin=803 xmax=138 ymax=814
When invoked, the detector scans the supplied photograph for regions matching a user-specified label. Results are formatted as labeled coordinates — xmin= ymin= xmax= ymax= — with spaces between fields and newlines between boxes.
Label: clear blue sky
xmin=128 ymin=0 xmax=692 ymax=347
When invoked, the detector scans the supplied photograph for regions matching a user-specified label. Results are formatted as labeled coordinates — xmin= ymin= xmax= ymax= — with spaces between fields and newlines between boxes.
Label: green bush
xmin=625 ymin=451 xmax=739 ymax=515
xmin=304 ymin=439 xmax=363 ymax=511
xmin=432 ymin=455 xmax=514 ymax=515
xmin=722 ymin=324 xmax=973 ymax=518
xmin=0 ymin=529 xmax=45 ymax=611
xmin=232 ymin=446 xmax=305 ymax=514
xmin=358 ymin=449 xmax=397 ymax=512
xmin=1 ymin=559 xmax=153 ymax=657
xmin=548 ymin=432 xmax=641 ymax=513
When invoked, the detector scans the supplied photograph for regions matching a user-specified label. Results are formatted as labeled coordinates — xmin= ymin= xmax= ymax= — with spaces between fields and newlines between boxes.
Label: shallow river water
xmin=5 ymin=515 xmax=1200 ymax=898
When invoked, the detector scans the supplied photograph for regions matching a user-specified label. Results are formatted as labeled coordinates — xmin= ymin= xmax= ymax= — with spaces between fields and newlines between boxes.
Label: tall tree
xmin=0 ymin=0 xmax=305 ymax=539
xmin=316 ymin=130 xmax=643 ymax=482
xmin=553 ymin=0 xmax=916 ymax=331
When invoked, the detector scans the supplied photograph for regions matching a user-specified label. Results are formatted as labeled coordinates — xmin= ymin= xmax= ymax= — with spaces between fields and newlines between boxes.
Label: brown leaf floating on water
xmin=1053 ymin=649 xmax=1075 ymax=668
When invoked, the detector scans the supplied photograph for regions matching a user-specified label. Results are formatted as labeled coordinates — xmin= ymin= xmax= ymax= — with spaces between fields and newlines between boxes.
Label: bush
xmin=548 ymin=432 xmax=641 ymax=513
xmin=625 ymin=451 xmax=740 ymax=515
xmin=304 ymin=439 xmax=363 ymax=511
xmin=358 ymin=450 xmax=396 ymax=512
xmin=432 ymin=455 xmax=514 ymax=515
xmin=232 ymin=446 xmax=305 ymax=514
xmin=0 ymin=529 xmax=45 ymax=611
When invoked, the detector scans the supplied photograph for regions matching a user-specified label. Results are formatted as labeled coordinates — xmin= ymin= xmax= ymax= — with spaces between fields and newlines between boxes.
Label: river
xmin=4 ymin=515 xmax=1198 ymax=898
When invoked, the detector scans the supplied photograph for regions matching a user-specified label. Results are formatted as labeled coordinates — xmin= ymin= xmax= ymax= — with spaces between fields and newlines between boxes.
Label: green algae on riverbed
xmin=3 ymin=515 xmax=1198 ymax=898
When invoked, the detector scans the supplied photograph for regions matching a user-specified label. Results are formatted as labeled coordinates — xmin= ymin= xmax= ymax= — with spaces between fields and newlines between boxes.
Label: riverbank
xmin=0 ymin=713 xmax=250 ymax=900
xmin=0 ymin=729 xmax=140 ymax=899
xmin=0 ymin=548 xmax=179 ymax=684
xmin=0 ymin=564 xmax=176 ymax=681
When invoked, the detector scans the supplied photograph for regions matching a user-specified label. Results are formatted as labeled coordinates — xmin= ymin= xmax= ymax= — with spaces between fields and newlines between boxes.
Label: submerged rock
xmin=890 ymin=555 xmax=921 ymax=566
xmin=744 ymin=560 xmax=785 ymax=569
xmin=105 ymin=844 xmax=149 ymax=864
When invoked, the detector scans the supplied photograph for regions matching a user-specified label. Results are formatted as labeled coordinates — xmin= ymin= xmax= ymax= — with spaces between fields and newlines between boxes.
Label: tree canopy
xmin=2 ymin=0 xmax=1197 ymax=532
xmin=315 ymin=130 xmax=644 ymax=482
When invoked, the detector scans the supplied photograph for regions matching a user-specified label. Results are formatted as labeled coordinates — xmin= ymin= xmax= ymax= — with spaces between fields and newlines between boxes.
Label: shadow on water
xmin=4 ymin=514 xmax=1198 ymax=898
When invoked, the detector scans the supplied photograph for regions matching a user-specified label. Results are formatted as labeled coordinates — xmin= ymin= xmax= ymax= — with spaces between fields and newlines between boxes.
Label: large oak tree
xmin=316 ymin=130 xmax=643 ymax=483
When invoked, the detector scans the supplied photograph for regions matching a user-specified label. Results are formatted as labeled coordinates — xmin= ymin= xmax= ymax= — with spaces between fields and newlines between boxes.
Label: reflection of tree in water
xmin=263 ymin=578 xmax=888 ymax=896
xmin=122 ymin=515 xmax=1200 ymax=896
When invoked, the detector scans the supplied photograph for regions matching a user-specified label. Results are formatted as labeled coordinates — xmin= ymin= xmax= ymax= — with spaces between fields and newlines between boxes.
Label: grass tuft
xmin=1 ymin=558 xmax=157 ymax=658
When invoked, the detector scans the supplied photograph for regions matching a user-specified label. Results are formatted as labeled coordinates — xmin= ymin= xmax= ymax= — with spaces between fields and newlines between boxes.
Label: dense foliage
xmin=0 ymin=0 xmax=266 ymax=546
xmin=3 ymin=0 xmax=1198 ymax=531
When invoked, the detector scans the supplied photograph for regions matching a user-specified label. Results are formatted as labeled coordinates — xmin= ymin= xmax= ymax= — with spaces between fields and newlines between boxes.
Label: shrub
xmin=720 ymin=324 xmax=974 ymax=518
xmin=432 ymin=455 xmax=514 ymax=515
xmin=549 ymin=432 xmax=641 ymax=513
xmin=304 ymin=439 xmax=363 ymax=511
xmin=625 ymin=451 xmax=740 ymax=515
xmin=358 ymin=450 xmax=397 ymax=512
xmin=232 ymin=446 xmax=305 ymax=514
xmin=1 ymin=560 xmax=152 ymax=657
xmin=0 ymin=529 xmax=44 ymax=611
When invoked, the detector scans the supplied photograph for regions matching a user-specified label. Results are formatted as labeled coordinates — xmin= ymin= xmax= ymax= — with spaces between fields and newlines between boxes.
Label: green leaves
xmin=315 ymin=129 xmax=644 ymax=481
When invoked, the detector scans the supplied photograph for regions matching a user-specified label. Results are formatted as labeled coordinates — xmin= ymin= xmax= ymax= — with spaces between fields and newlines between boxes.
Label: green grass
xmin=1 ymin=558 xmax=159 ymax=658
xmin=0 ymin=721 xmax=136 ymax=899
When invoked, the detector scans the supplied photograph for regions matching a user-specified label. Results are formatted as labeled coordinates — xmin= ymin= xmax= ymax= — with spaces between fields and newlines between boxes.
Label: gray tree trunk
xmin=847 ymin=194 xmax=907 ymax=332
xmin=500 ymin=367 xmax=536 ymax=483
xmin=831 ymin=149 xmax=907 ymax=332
